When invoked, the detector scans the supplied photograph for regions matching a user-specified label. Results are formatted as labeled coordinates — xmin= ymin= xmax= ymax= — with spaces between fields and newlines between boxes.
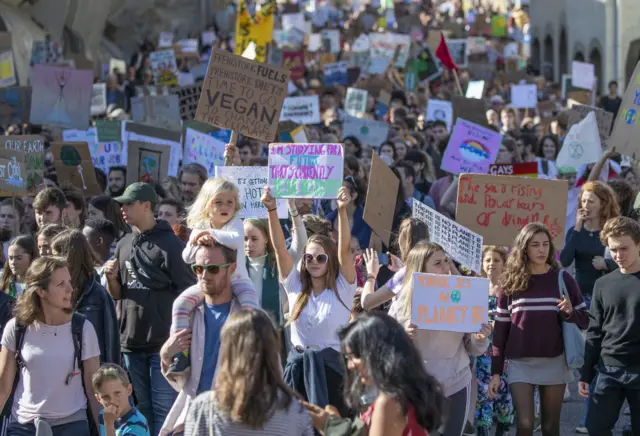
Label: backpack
xmin=12 ymin=312 xmax=98 ymax=435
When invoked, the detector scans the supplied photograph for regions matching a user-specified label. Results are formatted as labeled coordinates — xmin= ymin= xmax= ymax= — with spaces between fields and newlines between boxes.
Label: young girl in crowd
xmin=262 ymin=186 xmax=357 ymax=417
xmin=475 ymin=246 xmax=513 ymax=436
xmin=0 ymin=236 xmax=37 ymax=298
xmin=491 ymin=223 xmax=589 ymax=436
xmin=388 ymin=241 xmax=491 ymax=436
xmin=168 ymin=178 xmax=258 ymax=373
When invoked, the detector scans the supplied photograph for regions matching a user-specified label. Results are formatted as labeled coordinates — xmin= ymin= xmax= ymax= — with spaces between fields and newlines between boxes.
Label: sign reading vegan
xmin=411 ymin=273 xmax=489 ymax=333
xmin=268 ymin=143 xmax=343 ymax=198
xmin=196 ymin=49 xmax=290 ymax=143
xmin=456 ymin=174 xmax=568 ymax=248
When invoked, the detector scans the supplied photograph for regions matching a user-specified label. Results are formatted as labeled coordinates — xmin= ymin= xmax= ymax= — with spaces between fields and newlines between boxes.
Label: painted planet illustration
xmin=459 ymin=140 xmax=490 ymax=162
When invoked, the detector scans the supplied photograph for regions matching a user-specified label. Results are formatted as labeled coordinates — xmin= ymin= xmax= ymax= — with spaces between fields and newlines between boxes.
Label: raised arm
xmin=287 ymin=199 xmax=309 ymax=265
xmin=360 ymin=248 xmax=395 ymax=310
xmin=440 ymin=175 xmax=459 ymax=218
xmin=337 ymin=187 xmax=356 ymax=285
xmin=262 ymin=187 xmax=294 ymax=281
xmin=587 ymin=150 xmax=616 ymax=181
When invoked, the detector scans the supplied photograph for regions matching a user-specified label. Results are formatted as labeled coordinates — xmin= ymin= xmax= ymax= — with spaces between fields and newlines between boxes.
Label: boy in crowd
xmin=33 ymin=187 xmax=67 ymax=229
xmin=93 ymin=363 xmax=150 ymax=436
xmin=581 ymin=216 xmax=640 ymax=434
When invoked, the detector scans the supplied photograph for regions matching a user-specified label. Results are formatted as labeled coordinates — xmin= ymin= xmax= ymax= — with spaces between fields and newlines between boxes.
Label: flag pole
xmin=452 ymin=69 xmax=464 ymax=96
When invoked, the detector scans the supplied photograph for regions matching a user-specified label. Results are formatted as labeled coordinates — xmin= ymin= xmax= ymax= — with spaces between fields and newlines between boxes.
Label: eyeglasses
xmin=304 ymin=253 xmax=329 ymax=264
xmin=191 ymin=263 xmax=233 ymax=275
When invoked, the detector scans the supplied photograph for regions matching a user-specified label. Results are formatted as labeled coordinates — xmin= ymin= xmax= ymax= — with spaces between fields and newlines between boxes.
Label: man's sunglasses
xmin=191 ymin=263 xmax=233 ymax=275
xmin=304 ymin=253 xmax=329 ymax=264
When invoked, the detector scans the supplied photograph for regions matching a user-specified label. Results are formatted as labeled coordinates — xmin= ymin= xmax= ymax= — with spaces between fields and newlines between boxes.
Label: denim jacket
xmin=76 ymin=273 xmax=121 ymax=365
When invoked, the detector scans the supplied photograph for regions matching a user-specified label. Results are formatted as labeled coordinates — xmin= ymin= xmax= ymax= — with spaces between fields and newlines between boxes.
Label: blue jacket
xmin=76 ymin=273 xmax=121 ymax=365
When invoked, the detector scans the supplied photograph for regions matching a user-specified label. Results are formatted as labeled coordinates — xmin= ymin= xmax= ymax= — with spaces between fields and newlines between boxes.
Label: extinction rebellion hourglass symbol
xmin=46 ymin=69 xmax=73 ymax=126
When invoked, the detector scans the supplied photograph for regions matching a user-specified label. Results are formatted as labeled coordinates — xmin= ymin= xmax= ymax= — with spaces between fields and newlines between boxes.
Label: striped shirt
xmin=491 ymin=269 xmax=589 ymax=376
xmin=99 ymin=407 xmax=149 ymax=436
xmin=184 ymin=391 xmax=314 ymax=436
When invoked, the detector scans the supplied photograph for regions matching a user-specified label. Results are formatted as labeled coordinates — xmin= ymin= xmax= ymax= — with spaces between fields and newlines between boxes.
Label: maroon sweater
xmin=491 ymin=269 xmax=589 ymax=375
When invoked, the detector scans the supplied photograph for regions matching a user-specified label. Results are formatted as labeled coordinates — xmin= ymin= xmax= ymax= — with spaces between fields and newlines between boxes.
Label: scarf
xmin=247 ymin=254 xmax=281 ymax=325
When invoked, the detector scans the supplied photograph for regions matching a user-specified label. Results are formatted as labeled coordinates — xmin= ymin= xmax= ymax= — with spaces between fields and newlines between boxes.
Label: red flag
xmin=435 ymin=32 xmax=458 ymax=71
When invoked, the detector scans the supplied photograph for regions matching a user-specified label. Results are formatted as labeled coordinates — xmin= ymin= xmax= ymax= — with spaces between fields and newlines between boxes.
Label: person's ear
xmin=126 ymin=384 xmax=133 ymax=397
xmin=229 ymin=263 xmax=237 ymax=275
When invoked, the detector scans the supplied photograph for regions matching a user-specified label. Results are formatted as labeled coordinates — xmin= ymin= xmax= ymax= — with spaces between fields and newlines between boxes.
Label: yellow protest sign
xmin=234 ymin=0 xmax=276 ymax=63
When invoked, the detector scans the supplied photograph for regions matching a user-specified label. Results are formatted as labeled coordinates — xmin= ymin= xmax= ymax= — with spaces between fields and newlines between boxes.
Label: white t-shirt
xmin=2 ymin=318 xmax=101 ymax=423
xmin=282 ymin=265 xmax=357 ymax=351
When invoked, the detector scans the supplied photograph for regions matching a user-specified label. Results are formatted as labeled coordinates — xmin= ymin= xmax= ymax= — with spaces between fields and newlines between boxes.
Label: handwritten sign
xmin=571 ymin=61 xmax=595 ymax=90
xmin=413 ymin=200 xmax=483 ymax=274
xmin=0 ymin=51 xmax=16 ymax=87
xmin=345 ymin=88 xmax=368 ymax=117
xmin=283 ymin=51 xmax=305 ymax=80
xmin=323 ymin=61 xmax=348 ymax=86
xmin=607 ymin=61 xmax=640 ymax=156
xmin=131 ymin=95 xmax=181 ymax=131
xmin=441 ymin=119 xmax=502 ymax=174
xmin=215 ymin=166 xmax=287 ymax=218
xmin=0 ymin=147 xmax=25 ymax=194
xmin=182 ymin=128 xmax=224 ymax=176
xmin=567 ymin=104 xmax=614 ymax=143
xmin=489 ymin=162 xmax=538 ymax=178
xmin=411 ymin=273 xmax=489 ymax=333
xmin=150 ymin=49 xmax=178 ymax=85
xmin=1 ymin=135 xmax=44 ymax=195
xmin=51 ymin=142 xmax=101 ymax=196
xmin=280 ymin=96 xmax=320 ymax=125
xmin=268 ymin=143 xmax=343 ymax=198
xmin=342 ymin=116 xmax=389 ymax=147
xmin=426 ymin=99 xmax=453 ymax=131
xmin=510 ymin=84 xmax=537 ymax=109
xmin=456 ymin=174 xmax=568 ymax=248
xmin=196 ymin=49 xmax=290 ymax=143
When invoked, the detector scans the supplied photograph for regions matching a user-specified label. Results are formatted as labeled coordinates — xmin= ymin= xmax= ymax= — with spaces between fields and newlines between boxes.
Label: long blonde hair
xmin=395 ymin=217 xmax=430 ymax=262
xmin=15 ymin=256 xmax=68 ymax=325
xmin=186 ymin=178 xmax=241 ymax=228
xmin=398 ymin=241 xmax=446 ymax=321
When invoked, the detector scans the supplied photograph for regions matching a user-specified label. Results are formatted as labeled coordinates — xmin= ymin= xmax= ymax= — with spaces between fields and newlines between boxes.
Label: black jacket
xmin=115 ymin=220 xmax=197 ymax=353
xmin=76 ymin=273 xmax=120 ymax=365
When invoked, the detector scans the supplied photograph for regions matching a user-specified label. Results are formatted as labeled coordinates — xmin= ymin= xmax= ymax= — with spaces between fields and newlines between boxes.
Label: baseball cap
xmin=114 ymin=182 xmax=158 ymax=205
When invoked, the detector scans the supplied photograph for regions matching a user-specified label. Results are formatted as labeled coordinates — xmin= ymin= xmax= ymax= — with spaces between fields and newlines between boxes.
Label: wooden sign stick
xmin=224 ymin=130 xmax=239 ymax=166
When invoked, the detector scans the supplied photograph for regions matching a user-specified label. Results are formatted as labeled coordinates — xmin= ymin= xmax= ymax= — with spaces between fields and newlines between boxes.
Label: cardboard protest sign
xmin=571 ymin=61 xmax=595 ymax=90
xmin=0 ymin=147 xmax=26 ymax=194
xmin=30 ymin=66 xmax=92 ymax=129
xmin=108 ymin=58 xmax=127 ymax=75
xmin=344 ymin=88 xmax=368 ymax=117
xmin=196 ymin=49 xmax=290 ymax=142
xmin=51 ymin=142 xmax=101 ymax=196
xmin=0 ymin=87 xmax=31 ymax=127
xmin=456 ymin=174 xmax=568 ymax=247
xmin=556 ymin=112 xmax=602 ymax=168
xmin=175 ymin=84 xmax=201 ymax=120
xmin=413 ymin=200 xmax=483 ymax=273
xmin=411 ymin=273 xmax=489 ymax=333
xmin=131 ymin=95 xmax=181 ymax=131
xmin=447 ymin=39 xmax=468 ymax=68
xmin=363 ymin=152 xmax=399 ymax=246
xmin=95 ymin=120 xmax=121 ymax=143
xmin=283 ymin=51 xmax=305 ymax=80
xmin=268 ymin=143 xmax=344 ymax=199
xmin=510 ymin=84 xmax=538 ymax=109
xmin=0 ymin=52 xmax=16 ymax=87
xmin=323 ymin=61 xmax=348 ymax=86
xmin=182 ymin=128 xmax=224 ymax=176
xmin=126 ymin=123 xmax=181 ymax=178
xmin=30 ymin=41 xmax=63 ymax=65
xmin=489 ymin=162 xmax=538 ymax=178
xmin=0 ymin=136 xmax=44 ymax=195
xmin=465 ymin=80 xmax=485 ymax=99
xmin=442 ymin=119 xmax=502 ymax=174
xmin=91 ymin=83 xmax=107 ymax=116
xmin=215 ymin=166 xmax=287 ymax=218
xmin=607 ymin=61 xmax=640 ymax=156
xmin=280 ymin=96 xmax=320 ymax=125
xmin=452 ymin=96 xmax=488 ymax=128
xmin=426 ymin=100 xmax=453 ymax=131
xmin=64 ymin=128 xmax=125 ymax=175
xmin=234 ymin=0 xmax=276 ymax=62
xmin=126 ymin=141 xmax=171 ymax=185
xmin=567 ymin=104 xmax=613 ymax=143
xmin=342 ymin=116 xmax=389 ymax=147
xmin=561 ymin=74 xmax=597 ymax=105
xmin=150 ymin=50 xmax=178 ymax=85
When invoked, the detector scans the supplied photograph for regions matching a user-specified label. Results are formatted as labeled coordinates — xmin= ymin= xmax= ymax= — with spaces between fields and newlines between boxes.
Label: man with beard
xmin=108 ymin=166 xmax=127 ymax=197
xmin=179 ymin=163 xmax=207 ymax=206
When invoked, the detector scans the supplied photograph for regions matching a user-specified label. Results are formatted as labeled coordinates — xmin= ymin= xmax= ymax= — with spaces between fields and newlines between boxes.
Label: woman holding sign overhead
xmin=387 ymin=241 xmax=491 ymax=436
xmin=491 ymin=223 xmax=588 ymax=436
xmin=261 ymin=185 xmax=357 ymax=418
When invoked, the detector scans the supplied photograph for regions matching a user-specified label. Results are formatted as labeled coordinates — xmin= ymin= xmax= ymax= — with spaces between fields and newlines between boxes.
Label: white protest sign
xmin=366 ymin=57 xmax=390 ymax=75
xmin=411 ymin=273 xmax=489 ymax=333
xmin=465 ymin=81 xmax=485 ymax=99
xmin=571 ymin=61 xmax=595 ymax=90
xmin=202 ymin=31 xmax=216 ymax=46
xmin=182 ymin=128 xmax=224 ymax=176
xmin=510 ymin=84 xmax=537 ymax=108
xmin=342 ymin=116 xmax=389 ymax=147
xmin=352 ymin=34 xmax=370 ymax=52
xmin=179 ymin=39 xmax=199 ymax=53
xmin=413 ymin=200 xmax=483 ymax=274
xmin=503 ymin=42 xmax=519 ymax=58
xmin=158 ymin=32 xmax=174 ymax=48
xmin=90 ymin=83 xmax=107 ymax=116
xmin=280 ymin=96 xmax=321 ymax=124
xmin=321 ymin=29 xmax=340 ymax=54
xmin=556 ymin=112 xmax=602 ymax=168
xmin=426 ymin=99 xmax=453 ymax=131
xmin=282 ymin=13 xmax=306 ymax=32
xmin=215 ymin=166 xmax=288 ymax=218
xmin=466 ymin=37 xmax=487 ymax=54
xmin=345 ymin=88 xmax=368 ymax=117
xmin=308 ymin=34 xmax=322 ymax=52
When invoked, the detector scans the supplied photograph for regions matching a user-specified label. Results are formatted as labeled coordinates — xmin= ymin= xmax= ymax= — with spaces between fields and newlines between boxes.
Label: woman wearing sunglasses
xmin=262 ymin=186 xmax=357 ymax=418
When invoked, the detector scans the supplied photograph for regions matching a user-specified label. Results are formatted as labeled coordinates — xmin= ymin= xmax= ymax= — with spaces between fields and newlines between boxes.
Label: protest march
xmin=0 ymin=0 xmax=637 ymax=435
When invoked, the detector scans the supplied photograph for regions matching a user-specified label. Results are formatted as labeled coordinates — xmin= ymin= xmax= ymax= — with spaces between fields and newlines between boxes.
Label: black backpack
xmin=12 ymin=312 xmax=98 ymax=435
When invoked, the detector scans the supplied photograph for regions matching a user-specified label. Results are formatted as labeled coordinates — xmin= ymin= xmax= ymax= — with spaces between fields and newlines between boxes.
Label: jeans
xmin=586 ymin=364 xmax=640 ymax=435
xmin=7 ymin=419 xmax=89 ymax=436
xmin=123 ymin=352 xmax=178 ymax=436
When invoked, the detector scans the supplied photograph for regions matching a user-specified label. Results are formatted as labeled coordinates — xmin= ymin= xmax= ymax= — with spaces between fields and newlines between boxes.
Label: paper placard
xmin=131 ymin=95 xmax=181 ymax=131
xmin=556 ymin=112 xmax=602 ymax=168
xmin=411 ymin=273 xmax=489 ymax=333
xmin=215 ymin=166 xmax=287 ymax=218
xmin=426 ymin=99 xmax=453 ymax=131
xmin=320 ymin=29 xmax=340 ymax=54
xmin=413 ymin=200 xmax=483 ymax=273
xmin=268 ymin=143 xmax=344 ymax=199
xmin=202 ymin=31 xmax=216 ymax=46
xmin=489 ymin=162 xmax=538 ymax=178
xmin=280 ymin=96 xmax=321 ymax=125
xmin=607 ymin=61 xmax=640 ymax=156
xmin=175 ymin=84 xmax=201 ymax=120
xmin=158 ymin=32 xmax=174 ymax=48
xmin=0 ymin=146 xmax=26 ymax=194
xmin=341 ymin=116 xmax=389 ymax=147
xmin=179 ymin=39 xmax=199 ymax=53
xmin=447 ymin=39 xmax=468 ymax=67
xmin=441 ymin=119 xmax=502 ymax=174
xmin=323 ymin=61 xmax=348 ymax=86
xmin=196 ymin=49 xmax=290 ymax=143
xmin=90 ymin=83 xmax=107 ymax=116
xmin=363 ymin=152 xmax=399 ymax=246
xmin=0 ymin=52 xmax=16 ymax=87
xmin=345 ymin=88 xmax=368 ymax=117
xmin=126 ymin=141 xmax=171 ymax=185
xmin=182 ymin=128 xmax=224 ymax=177
xmin=150 ymin=49 xmax=178 ymax=85
xmin=465 ymin=80 xmax=485 ymax=99
xmin=567 ymin=104 xmax=614 ymax=143
xmin=282 ymin=51 xmax=305 ymax=80
xmin=51 ymin=142 xmax=101 ymax=196
xmin=571 ymin=61 xmax=595 ymax=90
xmin=109 ymin=58 xmax=127 ymax=75
xmin=510 ymin=84 xmax=537 ymax=108
xmin=30 ymin=41 xmax=63 ymax=66
xmin=456 ymin=174 xmax=568 ymax=248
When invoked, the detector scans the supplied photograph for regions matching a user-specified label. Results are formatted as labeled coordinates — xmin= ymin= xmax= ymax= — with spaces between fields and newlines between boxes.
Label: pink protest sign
xmin=441 ymin=118 xmax=503 ymax=175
